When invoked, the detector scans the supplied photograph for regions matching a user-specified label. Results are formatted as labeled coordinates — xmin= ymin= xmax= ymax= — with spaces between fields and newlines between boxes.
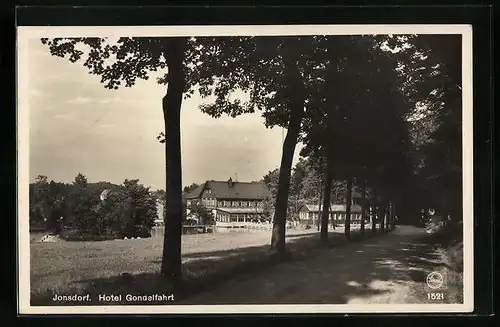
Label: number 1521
xmin=427 ymin=293 xmax=445 ymax=300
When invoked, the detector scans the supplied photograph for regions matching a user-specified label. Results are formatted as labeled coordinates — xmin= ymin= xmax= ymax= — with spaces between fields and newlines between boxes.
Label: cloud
xmin=52 ymin=113 xmax=86 ymax=125
xmin=96 ymin=124 xmax=117 ymax=129
xmin=67 ymin=95 xmax=94 ymax=105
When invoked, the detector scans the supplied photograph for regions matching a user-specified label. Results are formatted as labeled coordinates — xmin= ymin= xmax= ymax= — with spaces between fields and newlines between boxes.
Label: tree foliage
xmin=29 ymin=174 xmax=158 ymax=239
xmin=186 ymin=202 xmax=215 ymax=226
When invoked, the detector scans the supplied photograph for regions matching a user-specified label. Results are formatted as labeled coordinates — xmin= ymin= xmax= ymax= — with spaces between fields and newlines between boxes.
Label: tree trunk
xmin=320 ymin=160 xmax=334 ymax=242
xmin=317 ymin=159 xmax=324 ymax=231
xmin=270 ymin=122 xmax=302 ymax=253
xmin=379 ymin=200 xmax=386 ymax=233
xmin=371 ymin=190 xmax=377 ymax=234
xmin=390 ymin=202 xmax=395 ymax=230
xmin=386 ymin=202 xmax=391 ymax=231
xmin=160 ymin=38 xmax=187 ymax=282
xmin=386 ymin=202 xmax=390 ymax=232
xmin=345 ymin=175 xmax=353 ymax=241
xmin=392 ymin=202 xmax=396 ymax=228
xmin=270 ymin=50 xmax=305 ymax=255
xmin=360 ymin=182 xmax=367 ymax=236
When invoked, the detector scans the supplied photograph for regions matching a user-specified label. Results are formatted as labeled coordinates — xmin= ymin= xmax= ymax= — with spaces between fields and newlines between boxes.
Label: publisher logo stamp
xmin=426 ymin=272 xmax=444 ymax=289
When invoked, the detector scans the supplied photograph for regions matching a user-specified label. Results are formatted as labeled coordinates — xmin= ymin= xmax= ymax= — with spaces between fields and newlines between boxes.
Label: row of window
xmin=217 ymin=213 xmax=263 ymax=223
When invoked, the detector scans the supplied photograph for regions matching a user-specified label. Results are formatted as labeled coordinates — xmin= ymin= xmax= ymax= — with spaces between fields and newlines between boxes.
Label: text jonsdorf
xmin=52 ymin=293 xmax=175 ymax=302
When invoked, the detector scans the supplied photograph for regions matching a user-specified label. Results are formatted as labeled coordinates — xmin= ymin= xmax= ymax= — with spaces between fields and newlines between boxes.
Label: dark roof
xmin=185 ymin=180 xmax=270 ymax=200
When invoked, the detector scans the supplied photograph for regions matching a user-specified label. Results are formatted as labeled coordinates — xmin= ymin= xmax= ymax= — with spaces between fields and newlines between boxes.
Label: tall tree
xmin=360 ymin=181 xmax=367 ymax=235
xmin=344 ymin=175 xmax=353 ymax=241
xmin=288 ymin=158 xmax=308 ymax=221
xmin=299 ymin=35 xmax=413 ymax=240
xmin=41 ymin=37 xmax=191 ymax=281
xmin=371 ymin=189 xmax=378 ymax=234
xmin=29 ymin=175 xmax=50 ymax=229
xmin=320 ymin=155 xmax=333 ymax=241
xmin=189 ymin=36 xmax=325 ymax=254
xmin=386 ymin=34 xmax=462 ymax=225
xmin=183 ymin=183 xmax=199 ymax=194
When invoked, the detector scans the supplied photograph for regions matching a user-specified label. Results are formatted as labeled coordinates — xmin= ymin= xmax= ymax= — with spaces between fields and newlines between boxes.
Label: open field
xmin=30 ymin=225 xmax=372 ymax=305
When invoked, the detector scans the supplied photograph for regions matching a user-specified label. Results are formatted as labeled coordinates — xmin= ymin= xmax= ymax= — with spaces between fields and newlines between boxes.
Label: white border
xmin=17 ymin=24 xmax=474 ymax=315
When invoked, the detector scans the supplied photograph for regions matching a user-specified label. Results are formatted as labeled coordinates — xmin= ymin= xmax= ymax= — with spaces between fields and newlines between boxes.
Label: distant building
xmin=185 ymin=178 xmax=271 ymax=224
xmin=298 ymin=203 xmax=364 ymax=226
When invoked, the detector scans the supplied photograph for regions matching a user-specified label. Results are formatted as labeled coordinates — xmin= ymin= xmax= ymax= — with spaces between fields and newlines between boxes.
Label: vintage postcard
xmin=17 ymin=24 xmax=473 ymax=314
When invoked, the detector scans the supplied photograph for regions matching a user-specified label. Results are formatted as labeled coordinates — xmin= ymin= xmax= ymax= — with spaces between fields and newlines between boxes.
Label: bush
xmin=60 ymin=229 xmax=119 ymax=241
xmin=122 ymin=225 xmax=152 ymax=239
xmin=29 ymin=226 xmax=47 ymax=233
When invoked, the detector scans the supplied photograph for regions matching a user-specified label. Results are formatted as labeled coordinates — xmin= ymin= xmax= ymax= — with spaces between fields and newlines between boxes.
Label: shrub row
xmin=60 ymin=226 xmax=151 ymax=241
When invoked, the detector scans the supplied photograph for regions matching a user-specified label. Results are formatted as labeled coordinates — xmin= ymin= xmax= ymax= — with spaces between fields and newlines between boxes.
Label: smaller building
xmin=298 ymin=203 xmax=364 ymax=226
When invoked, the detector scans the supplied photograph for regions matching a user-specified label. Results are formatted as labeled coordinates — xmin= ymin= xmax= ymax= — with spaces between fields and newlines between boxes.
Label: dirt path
xmin=180 ymin=225 xmax=445 ymax=304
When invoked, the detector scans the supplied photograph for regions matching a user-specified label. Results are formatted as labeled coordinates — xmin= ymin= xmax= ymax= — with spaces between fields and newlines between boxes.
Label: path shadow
xmin=176 ymin=227 xmax=461 ymax=305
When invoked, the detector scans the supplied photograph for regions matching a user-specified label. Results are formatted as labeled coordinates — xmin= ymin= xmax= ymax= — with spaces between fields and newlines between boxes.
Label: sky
xmin=27 ymin=38 xmax=302 ymax=190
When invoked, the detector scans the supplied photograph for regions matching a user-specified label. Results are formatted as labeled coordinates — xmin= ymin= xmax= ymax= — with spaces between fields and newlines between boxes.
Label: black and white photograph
xmin=17 ymin=25 xmax=473 ymax=314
